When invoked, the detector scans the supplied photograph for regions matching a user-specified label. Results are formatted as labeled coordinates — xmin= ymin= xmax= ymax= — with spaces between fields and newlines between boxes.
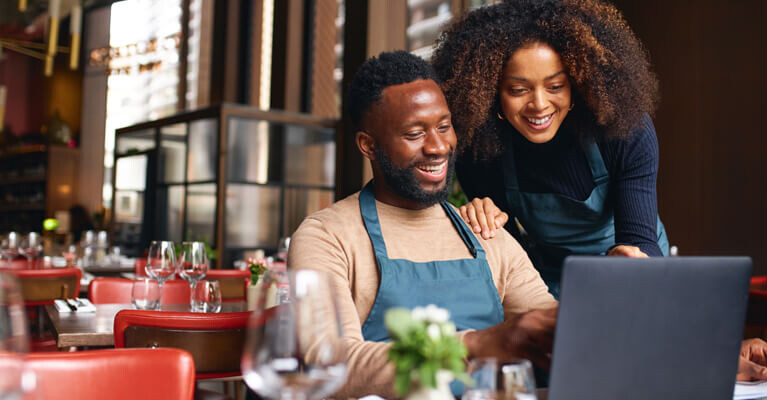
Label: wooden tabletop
xmin=44 ymin=302 xmax=247 ymax=349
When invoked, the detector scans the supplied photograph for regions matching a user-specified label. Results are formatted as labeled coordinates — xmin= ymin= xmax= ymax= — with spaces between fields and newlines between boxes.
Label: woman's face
xmin=499 ymin=42 xmax=572 ymax=144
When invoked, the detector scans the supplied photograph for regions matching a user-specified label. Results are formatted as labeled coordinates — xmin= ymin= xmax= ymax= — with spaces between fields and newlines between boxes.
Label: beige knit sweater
xmin=288 ymin=192 xmax=557 ymax=399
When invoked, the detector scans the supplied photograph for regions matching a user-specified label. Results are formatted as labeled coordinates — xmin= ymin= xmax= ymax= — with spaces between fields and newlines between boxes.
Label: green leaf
xmin=418 ymin=361 xmax=437 ymax=389
xmin=394 ymin=370 xmax=412 ymax=396
xmin=384 ymin=308 xmax=419 ymax=339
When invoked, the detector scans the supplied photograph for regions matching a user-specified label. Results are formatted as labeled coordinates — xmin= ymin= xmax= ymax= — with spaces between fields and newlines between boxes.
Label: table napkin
xmin=54 ymin=298 xmax=97 ymax=313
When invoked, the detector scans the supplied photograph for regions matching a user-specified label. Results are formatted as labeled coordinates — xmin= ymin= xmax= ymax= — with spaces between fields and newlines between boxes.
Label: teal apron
xmin=502 ymin=139 xmax=669 ymax=299
xmin=359 ymin=181 xmax=504 ymax=341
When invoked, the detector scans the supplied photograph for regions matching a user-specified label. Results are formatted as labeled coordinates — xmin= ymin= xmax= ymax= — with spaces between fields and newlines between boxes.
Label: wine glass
xmin=500 ymin=360 xmax=537 ymax=400
xmin=145 ymin=241 xmax=177 ymax=309
xmin=20 ymin=233 xmax=43 ymax=268
xmin=178 ymin=242 xmax=208 ymax=304
xmin=0 ymin=233 xmax=20 ymax=264
xmin=0 ymin=272 xmax=32 ymax=399
xmin=276 ymin=236 xmax=291 ymax=261
xmin=242 ymin=269 xmax=347 ymax=400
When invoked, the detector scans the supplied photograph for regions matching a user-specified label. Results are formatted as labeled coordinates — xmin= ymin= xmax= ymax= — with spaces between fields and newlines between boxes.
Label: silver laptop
xmin=548 ymin=256 xmax=752 ymax=400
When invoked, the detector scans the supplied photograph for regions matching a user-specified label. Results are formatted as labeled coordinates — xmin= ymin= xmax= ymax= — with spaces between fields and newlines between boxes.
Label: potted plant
xmin=246 ymin=258 xmax=269 ymax=310
xmin=385 ymin=305 xmax=471 ymax=400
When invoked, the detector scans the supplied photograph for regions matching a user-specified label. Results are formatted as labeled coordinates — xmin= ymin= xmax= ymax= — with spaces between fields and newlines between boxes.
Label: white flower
xmin=412 ymin=306 xmax=428 ymax=322
xmin=427 ymin=323 xmax=442 ymax=340
xmin=441 ymin=323 xmax=456 ymax=337
xmin=425 ymin=304 xmax=450 ymax=323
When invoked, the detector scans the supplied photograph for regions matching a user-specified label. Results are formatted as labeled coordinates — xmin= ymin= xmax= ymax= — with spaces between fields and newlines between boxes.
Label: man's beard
xmin=374 ymin=146 xmax=456 ymax=207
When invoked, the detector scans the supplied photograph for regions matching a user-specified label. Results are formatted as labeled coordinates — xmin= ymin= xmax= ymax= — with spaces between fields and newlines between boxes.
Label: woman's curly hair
xmin=432 ymin=0 xmax=659 ymax=159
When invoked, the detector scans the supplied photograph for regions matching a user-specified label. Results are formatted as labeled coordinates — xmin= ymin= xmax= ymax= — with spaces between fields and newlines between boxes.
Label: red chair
xmin=205 ymin=269 xmax=250 ymax=302
xmin=9 ymin=268 xmax=81 ymax=306
xmin=0 ymin=258 xmax=34 ymax=270
xmin=746 ymin=276 xmax=767 ymax=338
xmin=9 ymin=268 xmax=82 ymax=351
xmin=113 ymin=309 xmax=250 ymax=379
xmin=26 ymin=348 xmax=196 ymax=400
xmin=88 ymin=277 xmax=191 ymax=304
xmin=134 ymin=258 xmax=148 ymax=277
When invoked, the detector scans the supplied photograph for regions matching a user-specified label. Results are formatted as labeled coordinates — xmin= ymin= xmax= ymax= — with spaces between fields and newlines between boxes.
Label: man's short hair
xmin=347 ymin=50 xmax=439 ymax=131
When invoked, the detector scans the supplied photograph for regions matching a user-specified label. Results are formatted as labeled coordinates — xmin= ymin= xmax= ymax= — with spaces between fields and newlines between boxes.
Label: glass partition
xmin=113 ymin=105 xmax=338 ymax=267
xmin=115 ymin=129 xmax=156 ymax=155
xmin=187 ymin=119 xmax=217 ymax=182
xmin=159 ymin=123 xmax=187 ymax=183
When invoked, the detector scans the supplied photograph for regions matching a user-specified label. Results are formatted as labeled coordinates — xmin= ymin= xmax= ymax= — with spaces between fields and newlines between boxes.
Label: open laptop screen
xmin=548 ymin=256 xmax=751 ymax=400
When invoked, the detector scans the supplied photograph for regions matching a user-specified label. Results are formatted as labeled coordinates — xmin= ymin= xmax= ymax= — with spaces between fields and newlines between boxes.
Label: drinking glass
xmin=0 ymin=272 xmax=31 ymax=399
xmin=145 ymin=241 xmax=177 ymax=305
xmin=20 ymin=233 xmax=43 ymax=268
xmin=0 ymin=233 xmax=20 ymax=263
xmin=241 ymin=269 xmax=347 ymax=400
xmin=178 ymin=242 xmax=208 ymax=303
xmin=463 ymin=358 xmax=499 ymax=400
xmin=131 ymin=278 xmax=161 ymax=310
xmin=276 ymin=236 xmax=291 ymax=261
xmin=191 ymin=280 xmax=222 ymax=313
xmin=462 ymin=358 xmax=537 ymax=400
xmin=500 ymin=359 xmax=537 ymax=400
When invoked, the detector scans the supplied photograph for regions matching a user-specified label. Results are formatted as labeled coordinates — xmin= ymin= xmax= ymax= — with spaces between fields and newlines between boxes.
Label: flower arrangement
xmin=385 ymin=305 xmax=471 ymax=397
xmin=246 ymin=258 xmax=269 ymax=286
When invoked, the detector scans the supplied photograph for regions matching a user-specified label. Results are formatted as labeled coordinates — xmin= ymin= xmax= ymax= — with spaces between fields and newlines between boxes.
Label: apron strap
xmin=359 ymin=181 xmax=389 ymax=258
xmin=360 ymin=180 xmax=485 ymax=260
xmin=580 ymin=139 xmax=609 ymax=186
xmin=441 ymin=202 xmax=485 ymax=259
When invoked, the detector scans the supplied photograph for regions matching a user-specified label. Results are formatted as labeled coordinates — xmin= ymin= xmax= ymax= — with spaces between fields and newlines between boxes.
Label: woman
xmin=432 ymin=0 xmax=668 ymax=297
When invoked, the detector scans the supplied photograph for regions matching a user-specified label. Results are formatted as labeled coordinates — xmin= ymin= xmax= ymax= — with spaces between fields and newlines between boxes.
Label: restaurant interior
xmin=0 ymin=0 xmax=766 ymax=399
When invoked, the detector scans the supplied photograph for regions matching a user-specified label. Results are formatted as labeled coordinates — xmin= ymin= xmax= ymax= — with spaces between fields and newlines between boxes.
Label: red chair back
xmin=134 ymin=258 xmax=148 ymax=277
xmin=88 ymin=277 xmax=191 ymax=304
xmin=113 ymin=309 xmax=250 ymax=379
xmin=0 ymin=258 xmax=35 ymax=270
xmin=205 ymin=269 xmax=249 ymax=302
xmin=10 ymin=268 xmax=81 ymax=306
xmin=26 ymin=348 xmax=196 ymax=400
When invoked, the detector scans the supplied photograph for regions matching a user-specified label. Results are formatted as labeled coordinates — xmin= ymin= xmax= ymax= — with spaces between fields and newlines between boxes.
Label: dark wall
xmin=611 ymin=0 xmax=767 ymax=273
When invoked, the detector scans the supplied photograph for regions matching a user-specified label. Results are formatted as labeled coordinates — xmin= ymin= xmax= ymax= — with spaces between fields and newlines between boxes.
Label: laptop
xmin=548 ymin=256 xmax=752 ymax=400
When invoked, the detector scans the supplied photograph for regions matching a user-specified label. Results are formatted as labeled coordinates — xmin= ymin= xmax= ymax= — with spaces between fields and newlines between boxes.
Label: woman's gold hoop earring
xmin=568 ymin=103 xmax=575 ymax=111
xmin=497 ymin=112 xmax=505 ymax=120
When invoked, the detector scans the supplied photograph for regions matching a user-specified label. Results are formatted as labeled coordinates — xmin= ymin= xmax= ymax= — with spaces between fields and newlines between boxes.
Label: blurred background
xmin=0 ymin=0 xmax=764 ymax=272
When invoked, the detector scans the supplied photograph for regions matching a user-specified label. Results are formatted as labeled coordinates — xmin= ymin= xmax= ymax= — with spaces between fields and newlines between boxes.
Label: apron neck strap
xmin=580 ymin=139 xmax=609 ymax=185
xmin=441 ymin=202 xmax=485 ymax=259
xmin=360 ymin=181 xmax=388 ymax=258
xmin=359 ymin=181 xmax=485 ymax=260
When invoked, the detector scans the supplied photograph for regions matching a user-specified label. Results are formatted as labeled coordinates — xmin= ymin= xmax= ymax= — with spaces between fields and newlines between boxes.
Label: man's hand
xmin=459 ymin=197 xmax=509 ymax=240
xmin=737 ymin=338 xmax=767 ymax=381
xmin=463 ymin=307 xmax=558 ymax=369
xmin=607 ymin=245 xmax=648 ymax=258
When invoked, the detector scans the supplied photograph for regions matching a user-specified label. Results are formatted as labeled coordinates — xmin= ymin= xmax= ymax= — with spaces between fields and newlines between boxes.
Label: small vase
xmin=247 ymin=282 xmax=279 ymax=311
xmin=246 ymin=282 xmax=260 ymax=311
xmin=405 ymin=370 xmax=454 ymax=400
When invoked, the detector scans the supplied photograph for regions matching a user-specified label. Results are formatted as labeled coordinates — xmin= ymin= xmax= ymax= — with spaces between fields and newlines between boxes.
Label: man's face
xmin=361 ymin=79 xmax=457 ymax=208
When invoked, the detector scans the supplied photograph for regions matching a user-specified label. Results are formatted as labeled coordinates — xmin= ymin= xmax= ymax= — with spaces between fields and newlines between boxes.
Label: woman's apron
xmin=502 ymin=139 xmax=669 ymax=299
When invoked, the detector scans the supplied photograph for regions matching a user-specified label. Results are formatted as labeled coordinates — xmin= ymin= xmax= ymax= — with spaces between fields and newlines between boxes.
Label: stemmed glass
xmin=276 ymin=236 xmax=291 ymax=261
xmin=178 ymin=241 xmax=208 ymax=306
xmin=242 ymin=269 xmax=347 ymax=400
xmin=0 ymin=233 xmax=20 ymax=264
xmin=20 ymin=233 xmax=43 ymax=268
xmin=145 ymin=241 xmax=177 ymax=309
xmin=0 ymin=272 xmax=32 ymax=399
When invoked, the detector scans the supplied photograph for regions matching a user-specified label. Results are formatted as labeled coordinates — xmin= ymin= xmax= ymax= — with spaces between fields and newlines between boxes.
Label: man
xmin=288 ymin=51 xmax=558 ymax=399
